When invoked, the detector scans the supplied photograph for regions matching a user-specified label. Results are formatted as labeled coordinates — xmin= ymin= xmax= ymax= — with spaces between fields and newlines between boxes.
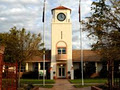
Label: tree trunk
xmin=108 ymin=60 xmax=114 ymax=90
xmin=108 ymin=60 xmax=112 ymax=90
xmin=112 ymin=60 xmax=114 ymax=87
xmin=18 ymin=62 xmax=21 ymax=88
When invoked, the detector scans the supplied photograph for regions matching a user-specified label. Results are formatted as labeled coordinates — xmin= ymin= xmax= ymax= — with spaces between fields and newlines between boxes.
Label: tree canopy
xmin=0 ymin=26 xmax=43 ymax=63
xmin=83 ymin=0 xmax=120 ymax=61
xmin=83 ymin=0 xmax=120 ymax=89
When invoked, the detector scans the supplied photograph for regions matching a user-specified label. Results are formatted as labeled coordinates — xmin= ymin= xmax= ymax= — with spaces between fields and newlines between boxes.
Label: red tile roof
xmin=72 ymin=50 xmax=101 ymax=62
xmin=24 ymin=50 xmax=101 ymax=62
xmin=24 ymin=50 xmax=51 ymax=62
xmin=52 ymin=6 xmax=71 ymax=11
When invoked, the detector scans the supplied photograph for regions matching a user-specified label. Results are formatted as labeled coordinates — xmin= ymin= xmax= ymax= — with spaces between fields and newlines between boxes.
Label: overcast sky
xmin=0 ymin=0 xmax=96 ymax=49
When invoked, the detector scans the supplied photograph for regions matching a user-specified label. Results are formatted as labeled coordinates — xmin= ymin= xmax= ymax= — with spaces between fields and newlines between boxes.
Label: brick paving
xmin=38 ymin=79 xmax=91 ymax=90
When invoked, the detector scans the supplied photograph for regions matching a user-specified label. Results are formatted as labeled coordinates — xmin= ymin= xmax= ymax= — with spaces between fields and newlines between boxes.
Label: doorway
xmin=57 ymin=64 xmax=66 ymax=78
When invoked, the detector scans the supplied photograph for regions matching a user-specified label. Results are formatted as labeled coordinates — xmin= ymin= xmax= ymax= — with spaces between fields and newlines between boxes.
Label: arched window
xmin=56 ymin=41 xmax=67 ymax=55
xmin=57 ymin=47 xmax=66 ymax=54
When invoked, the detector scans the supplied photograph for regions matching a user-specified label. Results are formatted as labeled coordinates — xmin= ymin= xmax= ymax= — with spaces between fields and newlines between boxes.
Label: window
xmin=62 ymin=48 xmax=66 ymax=54
xmin=57 ymin=48 xmax=66 ymax=54
xmin=58 ymin=48 xmax=61 ymax=54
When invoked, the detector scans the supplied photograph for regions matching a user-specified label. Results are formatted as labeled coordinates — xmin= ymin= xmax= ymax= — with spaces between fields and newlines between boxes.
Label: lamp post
xmin=79 ymin=0 xmax=84 ymax=85
xmin=42 ymin=0 xmax=46 ymax=86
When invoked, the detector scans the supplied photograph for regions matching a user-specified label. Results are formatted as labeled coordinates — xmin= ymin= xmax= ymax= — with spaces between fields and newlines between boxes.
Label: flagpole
xmin=42 ymin=0 xmax=46 ymax=86
xmin=79 ymin=0 xmax=84 ymax=86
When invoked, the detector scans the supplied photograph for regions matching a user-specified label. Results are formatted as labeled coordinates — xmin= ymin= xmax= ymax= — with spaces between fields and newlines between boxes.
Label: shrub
xmin=74 ymin=69 xmax=81 ymax=79
xmin=99 ymin=66 xmax=107 ymax=78
xmin=22 ymin=71 xmax=38 ymax=79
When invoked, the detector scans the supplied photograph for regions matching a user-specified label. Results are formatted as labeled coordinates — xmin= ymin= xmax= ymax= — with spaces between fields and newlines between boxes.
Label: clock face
xmin=57 ymin=13 xmax=66 ymax=21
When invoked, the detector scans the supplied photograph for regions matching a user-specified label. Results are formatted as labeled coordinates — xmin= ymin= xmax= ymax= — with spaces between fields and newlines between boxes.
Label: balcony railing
xmin=56 ymin=54 xmax=67 ymax=60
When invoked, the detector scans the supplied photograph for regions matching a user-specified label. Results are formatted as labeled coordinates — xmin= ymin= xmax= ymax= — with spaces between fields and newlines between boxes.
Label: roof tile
xmin=52 ymin=6 xmax=71 ymax=11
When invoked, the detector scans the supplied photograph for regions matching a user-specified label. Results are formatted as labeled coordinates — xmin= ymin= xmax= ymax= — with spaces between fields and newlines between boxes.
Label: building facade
xmin=23 ymin=6 xmax=103 ymax=79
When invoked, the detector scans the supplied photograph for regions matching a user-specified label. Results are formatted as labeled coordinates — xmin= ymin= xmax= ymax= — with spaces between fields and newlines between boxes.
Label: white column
xmin=50 ymin=70 xmax=53 ymax=80
xmin=71 ymin=65 xmax=74 ymax=80
xmin=26 ymin=63 xmax=28 ymax=72
xmin=71 ymin=69 xmax=74 ymax=80
xmin=38 ymin=63 xmax=41 ymax=79
xmin=95 ymin=62 xmax=98 ymax=73
xmin=38 ymin=63 xmax=41 ymax=71
xmin=83 ymin=62 xmax=85 ymax=72
xmin=50 ymin=65 xmax=53 ymax=80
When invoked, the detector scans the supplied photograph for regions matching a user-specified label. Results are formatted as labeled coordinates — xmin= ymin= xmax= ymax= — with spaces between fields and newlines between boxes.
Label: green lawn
xmin=69 ymin=78 xmax=107 ymax=84
xmin=20 ymin=79 xmax=55 ymax=84
xmin=70 ymin=79 xmax=107 ymax=88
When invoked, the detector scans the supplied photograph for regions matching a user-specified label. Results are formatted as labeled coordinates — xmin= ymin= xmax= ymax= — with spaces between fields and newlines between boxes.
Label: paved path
xmin=38 ymin=79 xmax=91 ymax=90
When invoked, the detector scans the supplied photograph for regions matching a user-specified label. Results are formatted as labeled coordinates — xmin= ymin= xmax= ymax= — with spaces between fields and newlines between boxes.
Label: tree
xmin=0 ymin=26 xmax=43 ymax=87
xmin=83 ymin=0 xmax=120 ymax=89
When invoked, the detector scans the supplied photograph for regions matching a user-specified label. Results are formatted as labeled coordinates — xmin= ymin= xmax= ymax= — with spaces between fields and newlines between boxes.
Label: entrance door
xmin=58 ymin=65 xmax=66 ymax=78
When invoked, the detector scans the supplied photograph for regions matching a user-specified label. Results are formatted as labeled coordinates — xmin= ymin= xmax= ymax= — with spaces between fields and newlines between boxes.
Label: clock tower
xmin=51 ymin=6 xmax=74 ymax=79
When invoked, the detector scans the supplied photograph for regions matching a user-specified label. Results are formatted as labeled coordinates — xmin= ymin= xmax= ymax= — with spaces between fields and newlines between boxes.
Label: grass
xmin=20 ymin=79 xmax=55 ymax=84
xmin=69 ymin=78 xmax=107 ymax=84
xmin=70 ymin=79 xmax=107 ymax=88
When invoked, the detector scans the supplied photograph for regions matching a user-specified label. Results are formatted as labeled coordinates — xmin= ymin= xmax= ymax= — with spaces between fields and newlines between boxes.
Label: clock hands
xmin=61 ymin=14 xmax=63 ymax=18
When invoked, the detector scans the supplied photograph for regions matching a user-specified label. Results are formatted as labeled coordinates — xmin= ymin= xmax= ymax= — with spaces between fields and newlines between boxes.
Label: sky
xmin=0 ymin=0 xmax=96 ymax=49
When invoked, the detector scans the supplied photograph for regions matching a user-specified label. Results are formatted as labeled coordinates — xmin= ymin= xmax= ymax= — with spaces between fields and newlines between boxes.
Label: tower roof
xmin=51 ymin=6 xmax=71 ymax=13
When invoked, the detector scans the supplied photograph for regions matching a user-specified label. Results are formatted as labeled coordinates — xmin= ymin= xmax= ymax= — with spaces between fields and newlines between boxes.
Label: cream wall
xmin=52 ymin=10 xmax=71 ymax=23
xmin=51 ymin=9 xmax=73 ymax=79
